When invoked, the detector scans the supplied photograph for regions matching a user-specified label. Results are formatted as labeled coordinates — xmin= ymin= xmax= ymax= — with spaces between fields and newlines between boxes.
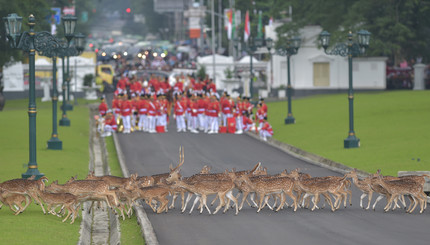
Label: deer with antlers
xmin=0 ymin=176 xmax=49 ymax=214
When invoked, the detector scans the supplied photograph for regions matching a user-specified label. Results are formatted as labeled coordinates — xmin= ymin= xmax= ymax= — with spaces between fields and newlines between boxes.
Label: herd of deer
xmin=0 ymin=147 xmax=428 ymax=224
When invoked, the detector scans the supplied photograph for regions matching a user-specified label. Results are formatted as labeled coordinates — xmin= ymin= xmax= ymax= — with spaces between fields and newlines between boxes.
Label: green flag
xmin=232 ymin=10 xmax=236 ymax=39
xmin=257 ymin=10 xmax=263 ymax=38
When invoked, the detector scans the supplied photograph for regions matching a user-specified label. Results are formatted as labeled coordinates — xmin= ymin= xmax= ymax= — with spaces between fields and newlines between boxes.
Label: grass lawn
xmin=0 ymin=98 xmax=143 ymax=244
xmin=267 ymin=90 xmax=430 ymax=176
xmin=0 ymin=98 xmax=94 ymax=244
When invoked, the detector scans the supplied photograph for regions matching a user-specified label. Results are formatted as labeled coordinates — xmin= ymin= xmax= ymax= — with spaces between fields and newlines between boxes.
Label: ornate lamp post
xmin=265 ymin=37 xmax=274 ymax=95
xmin=247 ymin=37 xmax=263 ymax=99
xmin=319 ymin=30 xmax=371 ymax=148
xmin=2 ymin=13 xmax=75 ymax=178
xmin=62 ymin=15 xmax=77 ymax=112
xmin=276 ymin=36 xmax=301 ymax=124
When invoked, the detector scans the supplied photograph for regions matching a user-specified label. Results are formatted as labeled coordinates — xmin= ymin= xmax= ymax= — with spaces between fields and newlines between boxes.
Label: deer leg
xmin=249 ymin=193 xmax=258 ymax=208
xmin=322 ymin=193 xmax=335 ymax=212
xmin=180 ymin=191 xmax=185 ymax=211
xmin=210 ymin=195 xmax=219 ymax=206
xmin=239 ymin=191 xmax=249 ymax=211
xmin=62 ymin=205 xmax=72 ymax=223
xmin=189 ymin=195 xmax=200 ymax=214
xmin=182 ymin=193 xmax=193 ymax=213
xmin=169 ymin=193 xmax=178 ymax=209
xmin=275 ymin=193 xmax=285 ymax=212
xmin=226 ymin=191 xmax=239 ymax=215
xmin=372 ymin=194 xmax=384 ymax=210
xmin=384 ymin=195 xmax=396 ymax=212
xmin=263 ymin=195 xmax=272 ymax=210
xmin=202 ymin=195 xmax=211 ymax=214
xmin=256 ymin=192 xmax=265 ymax=213
xmin=360 ymin=193 xmax=366 ymax=209
xmin=30 ymin=193 xmax=46 ymax=214
xmin=311 ymin=194 xmax=320 ymax=211
xmin=408 ymin=195 xmax=418 ymax=213
xmin=213 ymin=193 xmax=224 ymax=215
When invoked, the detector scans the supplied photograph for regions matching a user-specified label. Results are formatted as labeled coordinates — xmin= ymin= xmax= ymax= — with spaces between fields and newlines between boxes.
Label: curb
xmin=245 ymin=131 xmax=370 ymax=178
xmin=112 ymin=132 xmax=160 ymax=245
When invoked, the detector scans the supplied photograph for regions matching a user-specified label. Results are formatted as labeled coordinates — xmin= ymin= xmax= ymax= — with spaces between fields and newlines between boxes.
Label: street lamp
xmin=247 ymin=36 xmax=264 ymax=99
xmin=276 ymin=36 xmax=301 ymax=124
xmin=319 ymin=30 xmax=371 ymax=148
xmin=3 ymin=13 xmax=68 ymax=178
xmin=265 ymin=37 xmax=274 ymax=95
xmin=62 ymin=15 xmax=77 ymax=112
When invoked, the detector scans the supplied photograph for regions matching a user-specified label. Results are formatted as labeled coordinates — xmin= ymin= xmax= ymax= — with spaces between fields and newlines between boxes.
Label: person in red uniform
xmin=197 ymin=94 xmax=206 ymax=131
xmin=235 ymin=96 xmax=244 ymax=134
xmin=131 ymin=94 xmax=139 ymax=130
xmin=137 ymin=94 xmax=148 ymax=131
xmin=147 ymin=95 xmax=157 ymax=133
xmin=174 ymin=92 xmax=187 ymax=132
xmin=131 ymin=79 xmax=142 ymax=96
xmin=207 ymin=94 xmax=220 ymax=134
xmin=193 ymin=78 xmax=203 ymax=95
xmin=116 ymin=75 xmax=129 ymax=94
xmin=189 ymin=93 xmax=199 ymax=133
xmin=242 ymin=97 xmax=254 ymax=117
xmin=98 ymin=96 xmax=108 ymax=117
xmin=203 ymin=93 xmax=211 ymax=133
xmin=120 ymin=94 xmax=132 ymax=134
xmin=259 ymin=117 xmax=273 ymax=141
xmin=207 ymin=78 xmax=216 ymax=94
xmin=242 ymin=111 xmax=256 ymax=132
xmin=259 ymin=97 xmax=268 ymax=113
xmin=173 ymin=75 xmax=184 ymax=95
xmin=112 ymin=94 xmax=122 ymax=120
xmin=100 ymin=110 xmax=118 ymax=137
xmin=158 ymin=94 xmax=169 ymax=132
xmin=256 ymin=102 xmax=267 ymax=128
xmin=159 ymin=76 xmax=171 ymax=95
xmin=221 ymin=92 xmax=233 ymax=127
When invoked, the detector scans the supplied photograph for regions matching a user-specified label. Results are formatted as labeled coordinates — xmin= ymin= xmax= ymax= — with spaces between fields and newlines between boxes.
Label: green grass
xmin=0 ymin=98 xmax=144 ymax=244
xmin=0 ymin=98 xmax=95 ymax=244
xmin=268 ymin=90 xmax=430 ymax=176
xmin=105 ymin=137 xmax=145 ymax=245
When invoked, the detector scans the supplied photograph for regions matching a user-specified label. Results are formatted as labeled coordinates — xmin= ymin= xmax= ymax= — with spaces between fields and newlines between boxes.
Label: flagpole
xmin=211 ymin=0 xmax=216 ymax=83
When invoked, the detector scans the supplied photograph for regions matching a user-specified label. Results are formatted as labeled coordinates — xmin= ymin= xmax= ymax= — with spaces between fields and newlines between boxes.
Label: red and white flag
xmin=269 ymin=17 xmax=273 ymax=26
xmin=244 ymin=10 xmax=250 ymax=42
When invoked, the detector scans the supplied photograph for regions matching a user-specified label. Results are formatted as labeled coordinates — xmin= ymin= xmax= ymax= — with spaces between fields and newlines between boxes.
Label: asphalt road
xmin=118 ymin=124 xmax=430 ymax=245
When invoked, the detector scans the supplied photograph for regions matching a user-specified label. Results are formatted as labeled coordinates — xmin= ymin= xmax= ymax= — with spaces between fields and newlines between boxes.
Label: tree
xmin=274 ymin=0 xmax=430 ymax=64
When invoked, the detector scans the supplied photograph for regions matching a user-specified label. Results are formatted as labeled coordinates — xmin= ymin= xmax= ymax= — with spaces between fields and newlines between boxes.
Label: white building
xmin=265 ymin=25 xmax=387 ymax=93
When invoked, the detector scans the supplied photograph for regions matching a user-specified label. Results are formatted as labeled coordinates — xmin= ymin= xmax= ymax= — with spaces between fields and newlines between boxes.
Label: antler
xmin=249 ymin=162 xmax=261 ymax=174
xmin=172 ymin=146 xmax=185 ymax=172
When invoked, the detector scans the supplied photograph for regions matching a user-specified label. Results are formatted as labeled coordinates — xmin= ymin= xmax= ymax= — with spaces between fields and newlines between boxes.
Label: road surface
xmin=117 ymin=125 xmax=430 ymax=245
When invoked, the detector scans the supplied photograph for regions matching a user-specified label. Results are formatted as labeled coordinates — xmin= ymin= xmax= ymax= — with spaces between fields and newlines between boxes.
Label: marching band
xmin=97 ymin=73 xmax=273 ymax=140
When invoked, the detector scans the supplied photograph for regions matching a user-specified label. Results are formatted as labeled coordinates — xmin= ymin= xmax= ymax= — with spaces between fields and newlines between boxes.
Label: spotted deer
xmin=46 ymin=179 xmax=120 ymax=208
xmin=0 ymin=190 xmax=31 ymax=215
xmin=0 ymin=176 xmax=49 ymax=214
xmin=171 ymin=177 xmax=239 ymax=215
xmin=372 ymin=173 xmax=427 ymax=213
xmin=236 ymin=173 xmax=298 ymax=213
xmin=37 ymin=190 xmax=79 ymax=224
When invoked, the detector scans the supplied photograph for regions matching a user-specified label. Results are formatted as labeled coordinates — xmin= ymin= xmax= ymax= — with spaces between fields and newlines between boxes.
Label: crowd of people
xmin=97 ymin=73 xmax=274 ymax=141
